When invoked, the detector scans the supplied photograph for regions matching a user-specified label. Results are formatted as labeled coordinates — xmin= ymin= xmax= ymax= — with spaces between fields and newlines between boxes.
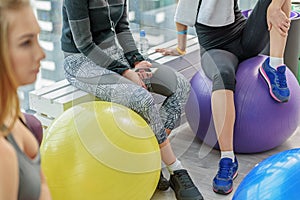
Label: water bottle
xmin=139 ymin=30 xmax=149 ymax=60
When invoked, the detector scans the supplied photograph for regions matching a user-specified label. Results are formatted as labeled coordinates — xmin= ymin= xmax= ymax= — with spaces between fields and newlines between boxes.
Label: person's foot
xmin=213 ymin=157 xmax=238 ymax=194
xmin=259 ymin=57 xmax=290 ymax=103
xmin=170 ymin=169 xmax=204 ymax=200
xmin=157 ymin=171 xmax=170 ymax=191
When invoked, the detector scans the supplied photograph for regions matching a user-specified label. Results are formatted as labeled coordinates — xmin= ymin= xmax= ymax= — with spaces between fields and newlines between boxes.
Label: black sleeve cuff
xmin=124 ymin=50 xmax=145 ymax=67
xmin=107 ymin=60 xmax=130 ymax=75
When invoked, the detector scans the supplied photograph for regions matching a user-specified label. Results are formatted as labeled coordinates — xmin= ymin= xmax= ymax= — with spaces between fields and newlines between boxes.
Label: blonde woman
xmin=0 ymin=0 xmax=51 ymax=199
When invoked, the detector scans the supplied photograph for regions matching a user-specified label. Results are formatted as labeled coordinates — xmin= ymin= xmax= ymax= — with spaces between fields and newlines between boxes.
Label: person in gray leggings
xmin=156 ymin=0 xmax=291 ymax=195
xmin=61 ymin=0 xmax=203 ymax=199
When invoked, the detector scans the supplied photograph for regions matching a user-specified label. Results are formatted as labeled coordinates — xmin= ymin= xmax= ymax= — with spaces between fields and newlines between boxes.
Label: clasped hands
xmin=122 ymin=60 xmax=153 ymax=89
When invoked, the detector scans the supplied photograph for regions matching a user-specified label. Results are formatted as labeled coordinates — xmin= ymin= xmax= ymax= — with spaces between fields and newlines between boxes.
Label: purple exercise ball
xmin=185 ymin=55 xmax=300 ymax=153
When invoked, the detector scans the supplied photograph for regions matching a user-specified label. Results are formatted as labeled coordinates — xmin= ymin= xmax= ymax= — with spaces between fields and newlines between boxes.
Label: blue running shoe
xmin=259 ymin=57 xmax=290 ymax=102
xmin=213 ymin=157 xmax=238 ymax=194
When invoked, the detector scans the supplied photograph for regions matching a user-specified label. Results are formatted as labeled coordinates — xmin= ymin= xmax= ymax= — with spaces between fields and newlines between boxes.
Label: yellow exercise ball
xmin=41 ymin=101 xmax=161 ymax=200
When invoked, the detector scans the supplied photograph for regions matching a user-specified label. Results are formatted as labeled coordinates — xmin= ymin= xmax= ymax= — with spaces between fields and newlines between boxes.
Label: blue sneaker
xmin=213 ymin=157 xmax=238 ymax=194
xmin=259 ymin=57 xmax=290 ymax=102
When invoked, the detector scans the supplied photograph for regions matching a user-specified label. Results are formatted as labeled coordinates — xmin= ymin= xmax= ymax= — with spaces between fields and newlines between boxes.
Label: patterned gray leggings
xmin=63 ymin=47 xmax=190 ymax=144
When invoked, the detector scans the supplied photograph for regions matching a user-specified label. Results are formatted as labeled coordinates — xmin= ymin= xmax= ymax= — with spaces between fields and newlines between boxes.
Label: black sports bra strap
xmin=19 ymin=117 xmax=29 ymax=128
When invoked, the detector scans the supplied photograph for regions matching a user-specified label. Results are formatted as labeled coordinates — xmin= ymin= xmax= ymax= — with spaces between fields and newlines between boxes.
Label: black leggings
xmin=199 ymin=0 xmax=272 ymax=92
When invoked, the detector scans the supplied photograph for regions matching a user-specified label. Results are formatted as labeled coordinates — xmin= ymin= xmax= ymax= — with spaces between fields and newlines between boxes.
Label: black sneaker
xmin=170 ymin=169 xmax=204 ymax=200
xmin=157 ymin=171 xmax=170 ymax=191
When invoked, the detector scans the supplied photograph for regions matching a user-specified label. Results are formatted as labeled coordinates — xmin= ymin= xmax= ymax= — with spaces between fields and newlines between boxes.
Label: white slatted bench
xmin=29 ymin=36 xmax=200 ymax=128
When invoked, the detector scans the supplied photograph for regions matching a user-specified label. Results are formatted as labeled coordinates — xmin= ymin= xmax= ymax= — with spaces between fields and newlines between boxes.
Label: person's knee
xmin=212 ymin=69 xmax=236 ymax=91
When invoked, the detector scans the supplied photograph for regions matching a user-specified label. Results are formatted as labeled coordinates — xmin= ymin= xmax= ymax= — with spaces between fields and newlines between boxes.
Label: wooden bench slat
xmin=31 ymin=79 xmax=70 ymax=96
xmin=42 ymin=85 xmax=79 ymax=101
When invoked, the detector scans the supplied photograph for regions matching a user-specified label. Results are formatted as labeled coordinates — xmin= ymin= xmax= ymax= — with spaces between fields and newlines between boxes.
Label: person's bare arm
xmin=0 ymin=138 xmax=19 ymax=200
xmin=156 ymin=22 xmax=188 ymax=56
xmin=39 ymin=170 xmax=52 ymax=200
